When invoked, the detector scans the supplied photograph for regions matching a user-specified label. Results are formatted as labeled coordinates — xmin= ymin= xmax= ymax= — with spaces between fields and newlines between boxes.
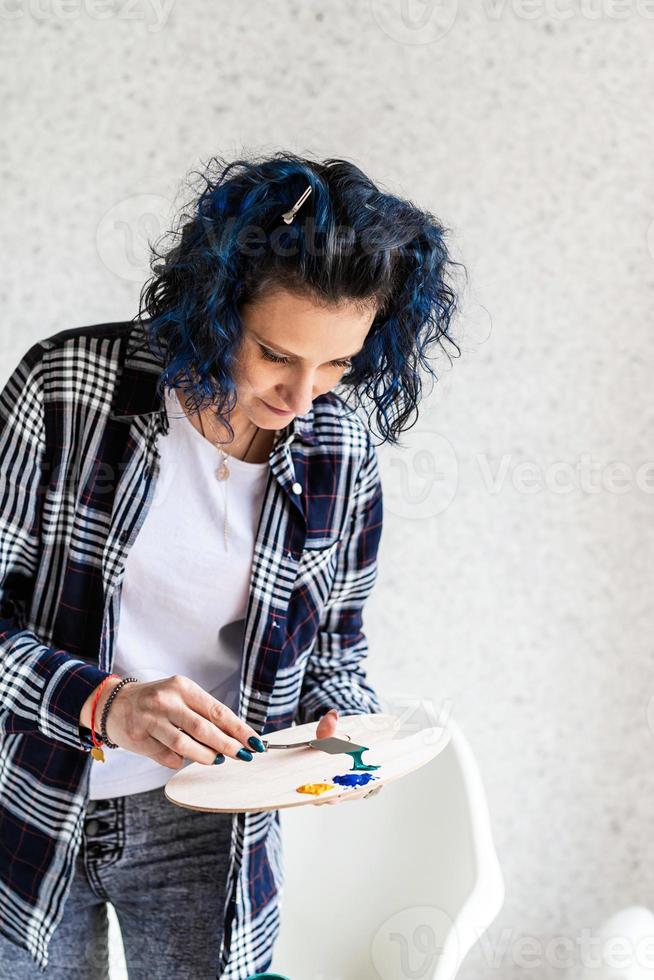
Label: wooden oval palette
xmin=164 ymin=713 xmax=450 ymax=813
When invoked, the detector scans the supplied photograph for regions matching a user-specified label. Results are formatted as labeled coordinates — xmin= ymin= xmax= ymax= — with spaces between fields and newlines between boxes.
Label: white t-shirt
xmin=89 ymin=387 xmax=270 ymax=799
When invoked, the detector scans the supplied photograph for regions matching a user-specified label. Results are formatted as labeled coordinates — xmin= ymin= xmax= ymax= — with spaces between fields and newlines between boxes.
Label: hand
xmin=90 ymin=675 xmax=266 ymax=768
xmin=311 ymin=708 xmax=384 ymax=806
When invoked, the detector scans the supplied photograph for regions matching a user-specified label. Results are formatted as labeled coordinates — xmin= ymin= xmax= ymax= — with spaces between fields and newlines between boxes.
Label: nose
xmin=277 ymin=371 xmax=317 ymax=416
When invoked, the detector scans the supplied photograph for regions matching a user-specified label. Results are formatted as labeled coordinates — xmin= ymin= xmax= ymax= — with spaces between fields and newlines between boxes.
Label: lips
xmin=263 ymin=400 xmax=292 ymax=414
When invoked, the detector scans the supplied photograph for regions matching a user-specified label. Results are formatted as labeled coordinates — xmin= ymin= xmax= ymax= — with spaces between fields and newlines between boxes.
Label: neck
xmin=202 ymin=408 xmax=257 ymax=456
xmin=178 ymin=391 xmax=279 ymax=463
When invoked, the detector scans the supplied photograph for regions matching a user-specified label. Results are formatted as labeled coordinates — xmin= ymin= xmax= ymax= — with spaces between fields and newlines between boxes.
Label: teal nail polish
xmin=245 ymin=973 xmax=291 ymax=979
xmin=245 ymin=974 xmax=291 ymax=979
xmin=248 ymin=736 xmax=266 ymax=753
xmin=213 ymin=754 xmax=225 ymax=765
xmin=237 ymin=747 xmax=253 ymax=762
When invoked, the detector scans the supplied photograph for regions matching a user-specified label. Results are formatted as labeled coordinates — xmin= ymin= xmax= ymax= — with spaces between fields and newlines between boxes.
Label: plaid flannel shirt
xmin=0 ymin=318 xmax=384 ymax=976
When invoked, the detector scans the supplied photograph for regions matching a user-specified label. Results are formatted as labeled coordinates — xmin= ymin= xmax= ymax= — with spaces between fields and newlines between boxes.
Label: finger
xmin=159 ymin=718 xmax=251 ymax=766
xmin=178 ymin=677 xmax=267 ymax=754
xmin=139 ymin=731 xmax=186 ymax=769
xmin=315 ymin=709 xmax=339 ymax=739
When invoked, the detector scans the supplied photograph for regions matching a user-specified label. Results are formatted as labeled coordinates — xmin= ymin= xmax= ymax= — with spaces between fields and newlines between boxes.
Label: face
xmin=230 ymin=287 xmax=376 ymax=430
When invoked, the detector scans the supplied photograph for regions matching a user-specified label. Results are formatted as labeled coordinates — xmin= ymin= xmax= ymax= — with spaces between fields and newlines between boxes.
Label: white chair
xmin=578 ymin=906 xmax=654 ymax=980
xmin=269 ymin=712 xmax=505 ymax=980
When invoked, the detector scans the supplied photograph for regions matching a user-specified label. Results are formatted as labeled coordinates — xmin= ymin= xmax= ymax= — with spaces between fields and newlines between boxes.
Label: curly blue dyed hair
xmin=136 ymin=150 xmax=466 ymax=445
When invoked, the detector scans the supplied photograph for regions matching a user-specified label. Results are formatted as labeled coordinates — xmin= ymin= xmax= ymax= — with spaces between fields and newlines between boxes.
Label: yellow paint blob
xmin=295 ymin=782 xmax=334 ymax=796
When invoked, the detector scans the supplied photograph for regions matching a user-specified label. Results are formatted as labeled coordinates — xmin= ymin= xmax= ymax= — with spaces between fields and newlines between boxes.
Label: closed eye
xmin=258 ymin=345 xmax=353 ymax=370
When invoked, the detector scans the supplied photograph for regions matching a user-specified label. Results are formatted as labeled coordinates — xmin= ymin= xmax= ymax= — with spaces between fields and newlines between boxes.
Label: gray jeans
xmin=0 ymin=784 xmax=234 ymax=979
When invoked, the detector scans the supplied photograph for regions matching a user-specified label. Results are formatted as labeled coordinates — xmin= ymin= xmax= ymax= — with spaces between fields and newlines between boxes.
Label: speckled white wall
xmin=1 ymin=2 xmax=653 ymax=978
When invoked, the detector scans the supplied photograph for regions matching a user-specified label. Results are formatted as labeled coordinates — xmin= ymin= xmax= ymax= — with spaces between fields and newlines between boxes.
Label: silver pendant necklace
xmin=198 ymin=407 xmax=260 ymax=552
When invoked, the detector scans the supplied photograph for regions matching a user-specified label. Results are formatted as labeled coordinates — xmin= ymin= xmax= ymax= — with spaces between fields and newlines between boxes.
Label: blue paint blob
xmin=332 ymin=772 xmax=379 ymax=787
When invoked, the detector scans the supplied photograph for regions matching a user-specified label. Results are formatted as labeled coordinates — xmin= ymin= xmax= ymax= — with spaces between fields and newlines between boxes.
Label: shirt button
xmin=291 ymin=482 xmax=302 ymax=494
xmin=85 ymin=819 xmax=100 ymax=836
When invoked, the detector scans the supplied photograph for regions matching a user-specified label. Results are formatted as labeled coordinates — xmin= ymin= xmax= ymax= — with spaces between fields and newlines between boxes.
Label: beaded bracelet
xmin=99 ymin=676 xmax=140 ymax=749
xmin=87 ymin=674 xmax=120 ymax=761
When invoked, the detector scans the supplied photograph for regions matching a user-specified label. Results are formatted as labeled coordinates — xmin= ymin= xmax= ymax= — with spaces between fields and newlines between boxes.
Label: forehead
xmin=241 ymin=288 xmax=376 ymax=355
xmin=244 ymin=286 xmax=375 ymax=323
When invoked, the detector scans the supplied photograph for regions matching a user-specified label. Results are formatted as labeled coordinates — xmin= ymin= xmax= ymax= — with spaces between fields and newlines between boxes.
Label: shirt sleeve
xmin=294 ymin=430 xmax=385 ymax=726
xmin=0 ymin=340 xmax=116 ymax=752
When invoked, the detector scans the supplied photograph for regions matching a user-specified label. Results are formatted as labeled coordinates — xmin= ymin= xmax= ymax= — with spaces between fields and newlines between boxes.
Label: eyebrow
xmin=251 ymin=330 xmax=363 ymax=361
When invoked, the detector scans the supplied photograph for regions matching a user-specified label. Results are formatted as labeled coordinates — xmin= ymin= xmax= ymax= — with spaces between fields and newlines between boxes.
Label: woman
xmin=0 ymin=151 xmax=462 ymax=977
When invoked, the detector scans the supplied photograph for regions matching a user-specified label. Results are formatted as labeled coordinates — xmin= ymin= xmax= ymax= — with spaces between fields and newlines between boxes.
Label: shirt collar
xmin=109 ymin=319 xmax=319 ymax=447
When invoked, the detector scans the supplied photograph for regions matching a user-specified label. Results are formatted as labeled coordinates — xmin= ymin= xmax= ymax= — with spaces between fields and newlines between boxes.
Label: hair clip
xmin=281 ymin=183 xmax=312 ymax=224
